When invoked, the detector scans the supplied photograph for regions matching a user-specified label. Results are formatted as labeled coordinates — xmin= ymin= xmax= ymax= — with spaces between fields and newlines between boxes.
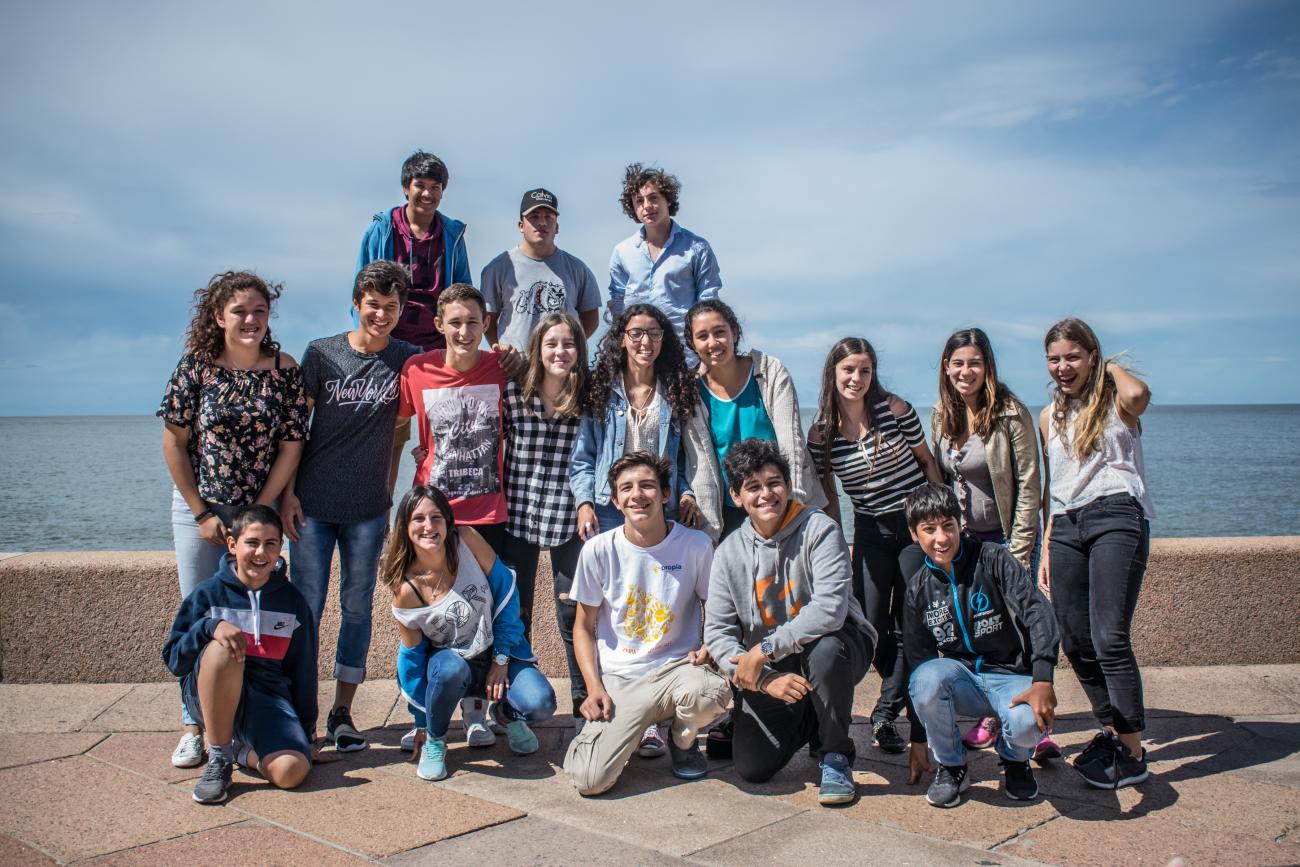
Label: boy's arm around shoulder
xmin=161 ymin=587 xmax=220 ymax=678
xmin=765 ymin=512 xmax=852 ymax=661
xmin=703 ymin=535 xmax=748 ymax=680
xmin=989 ymin=545 xmax=1059 ymax=682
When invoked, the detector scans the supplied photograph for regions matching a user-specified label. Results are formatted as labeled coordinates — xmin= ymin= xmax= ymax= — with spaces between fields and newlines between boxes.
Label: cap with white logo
xmin=520 ymin=188 xmax=558 ymax=217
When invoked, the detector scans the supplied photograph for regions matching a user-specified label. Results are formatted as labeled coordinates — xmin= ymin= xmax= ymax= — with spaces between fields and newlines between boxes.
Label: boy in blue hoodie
xmin=163 ymin=504 xmax=320 ymax=805
xmin=902 ymin=483 xmax=1059 ymax=809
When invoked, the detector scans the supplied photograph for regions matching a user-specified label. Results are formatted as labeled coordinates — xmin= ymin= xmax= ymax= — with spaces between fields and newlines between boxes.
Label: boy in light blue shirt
xmin=607 ymin=163 xmax=722 ymax=362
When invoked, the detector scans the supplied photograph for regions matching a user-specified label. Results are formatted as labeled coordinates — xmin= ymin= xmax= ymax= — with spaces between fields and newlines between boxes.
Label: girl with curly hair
xmin=571 ymin=304 xmax=702 ymax=542
xmin=1039 ymin=318 xmax=1154 ymax=790
xmin=158 ymin=270 xmax=308 ymax=771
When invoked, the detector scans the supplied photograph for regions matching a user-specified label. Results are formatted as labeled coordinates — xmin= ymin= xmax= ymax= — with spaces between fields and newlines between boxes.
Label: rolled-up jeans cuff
xmin=334 ymin=663 xmax=366 ymax=685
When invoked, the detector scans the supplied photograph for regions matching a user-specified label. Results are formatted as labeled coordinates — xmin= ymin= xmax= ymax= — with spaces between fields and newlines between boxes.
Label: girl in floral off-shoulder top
xmin=158 ymin=270 xmax=308 ymax=771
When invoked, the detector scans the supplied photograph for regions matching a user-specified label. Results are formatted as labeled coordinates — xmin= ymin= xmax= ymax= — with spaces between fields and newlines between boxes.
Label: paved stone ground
xmin=0 ymin=665 xmax=1297 ymax=866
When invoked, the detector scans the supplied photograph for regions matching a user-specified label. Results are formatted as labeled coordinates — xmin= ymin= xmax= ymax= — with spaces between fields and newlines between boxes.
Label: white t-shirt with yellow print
xmin=570 ymin=521 xmax=714 ymax=679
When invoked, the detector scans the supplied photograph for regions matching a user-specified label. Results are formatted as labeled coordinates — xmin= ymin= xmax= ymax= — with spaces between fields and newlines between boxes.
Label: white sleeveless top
xmin=1048 ymin=400 xmax=1154 ymax=518
xmin=392 ymin=539 xmax=494 ymax=659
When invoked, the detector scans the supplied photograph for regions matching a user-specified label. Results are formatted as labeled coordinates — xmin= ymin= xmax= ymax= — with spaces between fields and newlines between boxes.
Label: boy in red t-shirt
xmin=398 ymin=283 xmax=514 ymax=556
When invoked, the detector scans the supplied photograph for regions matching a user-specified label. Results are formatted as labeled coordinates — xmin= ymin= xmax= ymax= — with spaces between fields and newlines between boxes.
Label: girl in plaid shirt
xmin=501 ymin=313 xmax=590 ymax=724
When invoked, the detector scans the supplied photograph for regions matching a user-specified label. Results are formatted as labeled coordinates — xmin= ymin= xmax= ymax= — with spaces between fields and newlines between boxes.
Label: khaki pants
xmin=563 ymin=658 xmax=729 ymax=796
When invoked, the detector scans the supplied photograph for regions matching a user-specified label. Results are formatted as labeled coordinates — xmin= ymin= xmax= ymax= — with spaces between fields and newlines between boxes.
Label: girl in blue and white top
xmin=684 ymin=299 xmax=826 ymax=541
xmin=807 ymin=337 xmax=942 ymax=755
xmin=382 ymin=485 xmax=556 ymax=782
xmin=1039 ymin=318 xmax=1154 ymax=790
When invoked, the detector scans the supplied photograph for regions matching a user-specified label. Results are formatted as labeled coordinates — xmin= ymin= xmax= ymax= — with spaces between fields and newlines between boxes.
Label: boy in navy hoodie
xmin=902 ymin=483 xmax=1059 ymax=809
xmin=163 ymin=505 xmax=320 ymax=804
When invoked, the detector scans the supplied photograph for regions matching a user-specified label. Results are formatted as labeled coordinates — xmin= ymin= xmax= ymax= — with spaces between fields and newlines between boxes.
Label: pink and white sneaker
xmin=1032 ymin=732 xmax=1062 ymax=765
xmin=962 ymin=717 xmax=999 ymax=750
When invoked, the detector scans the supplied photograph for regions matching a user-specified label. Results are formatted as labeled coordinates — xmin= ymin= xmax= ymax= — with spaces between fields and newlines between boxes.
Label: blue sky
xmin=1 ymin=0 xmax=1297 ymax=414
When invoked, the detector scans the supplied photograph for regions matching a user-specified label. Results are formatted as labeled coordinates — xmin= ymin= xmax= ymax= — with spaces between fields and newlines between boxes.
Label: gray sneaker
xmin=192 ymin=753 xmax=234 ymax=804
xmin=668 ymin=737 xmax=708 ymax=781
xmin=926 ymin=763 xmax=970 ymax=808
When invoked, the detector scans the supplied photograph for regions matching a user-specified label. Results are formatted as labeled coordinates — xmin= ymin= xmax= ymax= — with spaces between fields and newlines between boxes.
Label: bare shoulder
xmin=458 ymin=527 xmax=497 ymax=574
xmin=392 ymin=579 xmax=422 ymax=608
xmin=886 ymin=393 xmax=912 ymax=416
xmin=274 ymin=351 xmax=299 ymax=370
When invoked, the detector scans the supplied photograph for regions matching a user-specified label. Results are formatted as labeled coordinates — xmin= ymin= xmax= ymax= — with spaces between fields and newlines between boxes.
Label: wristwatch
xmin=493 ymin=653 xmax=509 ymax=666
xmin=759 ymin=638 xmax=776 ymax=661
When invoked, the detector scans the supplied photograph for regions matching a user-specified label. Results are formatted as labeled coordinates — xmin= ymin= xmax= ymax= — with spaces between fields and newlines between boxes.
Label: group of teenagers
xmin=159 ymin=152 xmax=1156 ymax=812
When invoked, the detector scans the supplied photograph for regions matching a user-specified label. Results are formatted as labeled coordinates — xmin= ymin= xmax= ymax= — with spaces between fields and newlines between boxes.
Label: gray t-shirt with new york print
xmin=295 ymin=332 xmax=421 ymax=523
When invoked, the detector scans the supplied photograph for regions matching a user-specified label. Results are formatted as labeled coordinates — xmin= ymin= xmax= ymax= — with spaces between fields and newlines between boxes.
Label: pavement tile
xmin=0 ymin=732 xmax=106 ymax=770
xmin=1142 ymin=666 xmax=1300 ymax=716
xmin=718 ymin=752 xmax=1065 ymax=851
xmin=0 ymin=756 xmax=238 ymax=862
xmin=86 ymin=682 xmax=182 ymax=731
xmin=82 ymin=820 xmax=368 ymax=865
xmin=90 ymin=731 xmax=206 ymax=783
xmin=0 ymin=684 xmax=133 ymax=733
xmin=385 ymin=815 xmax=687 ymax=866
xmin=688 ymin=809 xmax=1045 ymax=866
xmin=0 ymin=834 xmax=57 ymax=866
xmin=996 ymin=807 xmax=1300 ymax=867
xmin=317 ymin=679 xmax=399 ymax=735
xmin=1239 ymin=665 xmax=1300 ymax=704
xmin=229 ymin=755 xmax=522 ymax=857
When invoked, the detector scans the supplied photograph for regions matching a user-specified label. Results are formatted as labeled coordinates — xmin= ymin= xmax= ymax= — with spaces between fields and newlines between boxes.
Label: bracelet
xmin=193 ymin=509 xmax=215 ymax=524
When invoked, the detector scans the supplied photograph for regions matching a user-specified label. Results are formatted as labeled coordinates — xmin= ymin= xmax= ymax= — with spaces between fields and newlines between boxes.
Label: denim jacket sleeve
xmin=570 ymin=413 xmax=601 ymax=507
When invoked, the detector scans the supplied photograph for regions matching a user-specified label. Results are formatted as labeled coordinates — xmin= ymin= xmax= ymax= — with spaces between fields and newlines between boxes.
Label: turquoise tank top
xmin=699 ymin=372 xmax=776 ymax=506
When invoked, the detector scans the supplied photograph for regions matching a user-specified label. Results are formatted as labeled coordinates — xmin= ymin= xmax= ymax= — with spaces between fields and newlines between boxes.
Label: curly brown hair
xmin=582 ymin=304 xmax=696 ymax=423
xmin=619 ymin=163 xmax=681 ymax=222
xmin=184 ymin=271 xmax=282 ymax=362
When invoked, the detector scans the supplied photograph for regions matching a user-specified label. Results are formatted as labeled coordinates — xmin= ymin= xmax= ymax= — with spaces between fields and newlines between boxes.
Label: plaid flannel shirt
xmin=503 ymin=380 xmax=581 ymax=547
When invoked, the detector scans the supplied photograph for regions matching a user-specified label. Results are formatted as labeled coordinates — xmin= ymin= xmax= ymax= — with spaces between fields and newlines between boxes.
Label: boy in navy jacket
xmin=163 ymin=504 xmax=319 ymax=804
xmin=902 ymin=483 xmax=1059 ymax=809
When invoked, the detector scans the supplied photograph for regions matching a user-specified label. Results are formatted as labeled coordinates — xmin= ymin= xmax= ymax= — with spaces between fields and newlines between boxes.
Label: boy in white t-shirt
xmin=563 ymin=452 xmax=729 ymax=796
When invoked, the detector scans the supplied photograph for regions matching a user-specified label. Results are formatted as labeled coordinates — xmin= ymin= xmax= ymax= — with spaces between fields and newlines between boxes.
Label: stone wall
xmin=0 ymin=537 xmax=1296 ymax=683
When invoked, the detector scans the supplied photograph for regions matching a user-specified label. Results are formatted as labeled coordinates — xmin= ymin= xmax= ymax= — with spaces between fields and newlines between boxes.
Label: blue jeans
xmin=289 ymin=512 xmax=388 ymax=684
xmin=423 ymin=650 xmax=556 ymax=739
xmin=909 ymin=658 xmax=1042 ymax=766
xmin=170 ymin=488 xmax=240 ymax=727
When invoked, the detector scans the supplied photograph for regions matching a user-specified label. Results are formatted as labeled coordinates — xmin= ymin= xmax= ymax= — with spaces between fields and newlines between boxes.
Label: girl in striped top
xmin=807 ymin=337 xmax=941 ymax=755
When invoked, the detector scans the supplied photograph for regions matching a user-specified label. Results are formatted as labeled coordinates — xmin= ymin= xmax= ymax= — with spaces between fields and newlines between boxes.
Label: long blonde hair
xmin=378 ymin=486 xmax=459 ymax=595
xmin=519 ymin=312 xmax=588 ymax=417
xmin=1045 ymin=318 xmax=1120 ymax=460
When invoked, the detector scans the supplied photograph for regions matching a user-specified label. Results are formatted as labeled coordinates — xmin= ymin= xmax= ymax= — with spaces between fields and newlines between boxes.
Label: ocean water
xmin=0 ymin=406 xmax=1296 ymax=552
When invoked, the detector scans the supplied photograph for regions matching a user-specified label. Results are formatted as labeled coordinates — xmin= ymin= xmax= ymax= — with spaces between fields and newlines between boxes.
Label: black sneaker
xmin=327 ymin=706 xmax=367 ymax=753
xmin=668 ymin=737 xmax=709 ymax=781
xmin=192 ymin=753 xmax=234 ymax=804
xmin=926 ymin=763 xmax=970 ymax=808
xmin=1073 ymin=729 xmax=1116 ymax=769
xmin=872 ymin=720 xmax=906 ymax=754
xmin=1076 ymin=738 xmax=1149 ymax=789
xmin=1001 ymin=758 xmax=1039 ymax=801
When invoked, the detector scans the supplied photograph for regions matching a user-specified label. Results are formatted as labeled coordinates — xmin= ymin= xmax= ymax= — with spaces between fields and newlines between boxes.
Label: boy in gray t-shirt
xmin=481 ymin=188 xmax=601 ymax=348
xmin=283 ymin=260 xmax=421 ymax=754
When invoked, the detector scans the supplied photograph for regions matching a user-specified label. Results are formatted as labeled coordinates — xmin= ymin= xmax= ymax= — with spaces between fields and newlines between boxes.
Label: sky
xmin=1 ymin=0 xmax=1297 ymax=415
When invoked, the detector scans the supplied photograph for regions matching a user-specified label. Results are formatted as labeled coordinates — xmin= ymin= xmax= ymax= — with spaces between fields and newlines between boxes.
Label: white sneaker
xmin=171 ymin=731 xmax=205 ymax=768
xmin=461 ymin=698 xmax=496 ymax=747
xmin=401 ymin=727 xmax=419 ymax=752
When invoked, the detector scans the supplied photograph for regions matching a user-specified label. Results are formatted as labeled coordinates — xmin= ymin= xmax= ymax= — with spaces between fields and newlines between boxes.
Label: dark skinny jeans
xmin=1048 ymin=493 xmax=1150 ymax=734
xmin=853 ymin=509 xmax=926 ymax=724
xmin=501 ymin=532 xmax=586 ymax=711
xmin=732 ymin=623 xmax=873 ymax=782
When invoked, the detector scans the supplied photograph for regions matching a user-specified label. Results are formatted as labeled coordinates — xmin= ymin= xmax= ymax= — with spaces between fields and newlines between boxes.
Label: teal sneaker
xmin=818 ymin=751 xmax=856 ymax=806
xmin=417 ymin=736 xmax=447 ymax=781
xmin=504 ymin=719 xmax=539 ymax=755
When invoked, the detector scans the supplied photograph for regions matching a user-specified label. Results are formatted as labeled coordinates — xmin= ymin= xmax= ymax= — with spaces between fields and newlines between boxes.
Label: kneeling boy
xmin=564 ymin=452 xmax=729 ymax=795
xmin=704 ymin=439 xmax=876 ymax=805
xmin=903 ymin=483 xmax=1059 ymax=808
xmin=163 ymin=505 xmax=320 ymax=804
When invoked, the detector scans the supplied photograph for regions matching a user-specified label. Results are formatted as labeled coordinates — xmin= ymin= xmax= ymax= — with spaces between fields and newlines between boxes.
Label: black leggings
xmin=852 ymin=509 xmax=925 ymax=724
xmin=1049 ymin=494 xmax=1149 ymax=734
xmin=501 ymin=532 xmax=586 ymax=710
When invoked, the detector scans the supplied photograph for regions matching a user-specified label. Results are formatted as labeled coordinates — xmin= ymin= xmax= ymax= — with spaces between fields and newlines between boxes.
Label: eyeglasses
xmin=625 ymin=328 xmax=664 ymax=343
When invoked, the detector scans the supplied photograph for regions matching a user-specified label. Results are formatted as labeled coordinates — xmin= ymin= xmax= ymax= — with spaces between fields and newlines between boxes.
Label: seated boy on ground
xmin=163 ymin=504 xmax=323 ymax=805
xmin=704 ymin=438 xmax=876 ymax=805
xmin=563 ymin=452 xmax=729 ymax=795
xmin=902 ymin=483 xmax=1059 ymax=808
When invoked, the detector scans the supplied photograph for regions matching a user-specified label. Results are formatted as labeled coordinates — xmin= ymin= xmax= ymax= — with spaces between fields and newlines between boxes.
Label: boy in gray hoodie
xmin=704 ymin=439 xmax=876 ymax=805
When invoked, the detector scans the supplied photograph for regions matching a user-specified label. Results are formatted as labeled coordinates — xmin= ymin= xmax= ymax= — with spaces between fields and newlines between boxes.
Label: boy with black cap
xmin=481 ymin=188 xmax=601 ymax=348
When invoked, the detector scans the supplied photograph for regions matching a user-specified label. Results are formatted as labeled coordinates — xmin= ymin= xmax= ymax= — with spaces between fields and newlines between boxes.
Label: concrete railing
xmin=1 ymin=537 xmax=1297 ymax=683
